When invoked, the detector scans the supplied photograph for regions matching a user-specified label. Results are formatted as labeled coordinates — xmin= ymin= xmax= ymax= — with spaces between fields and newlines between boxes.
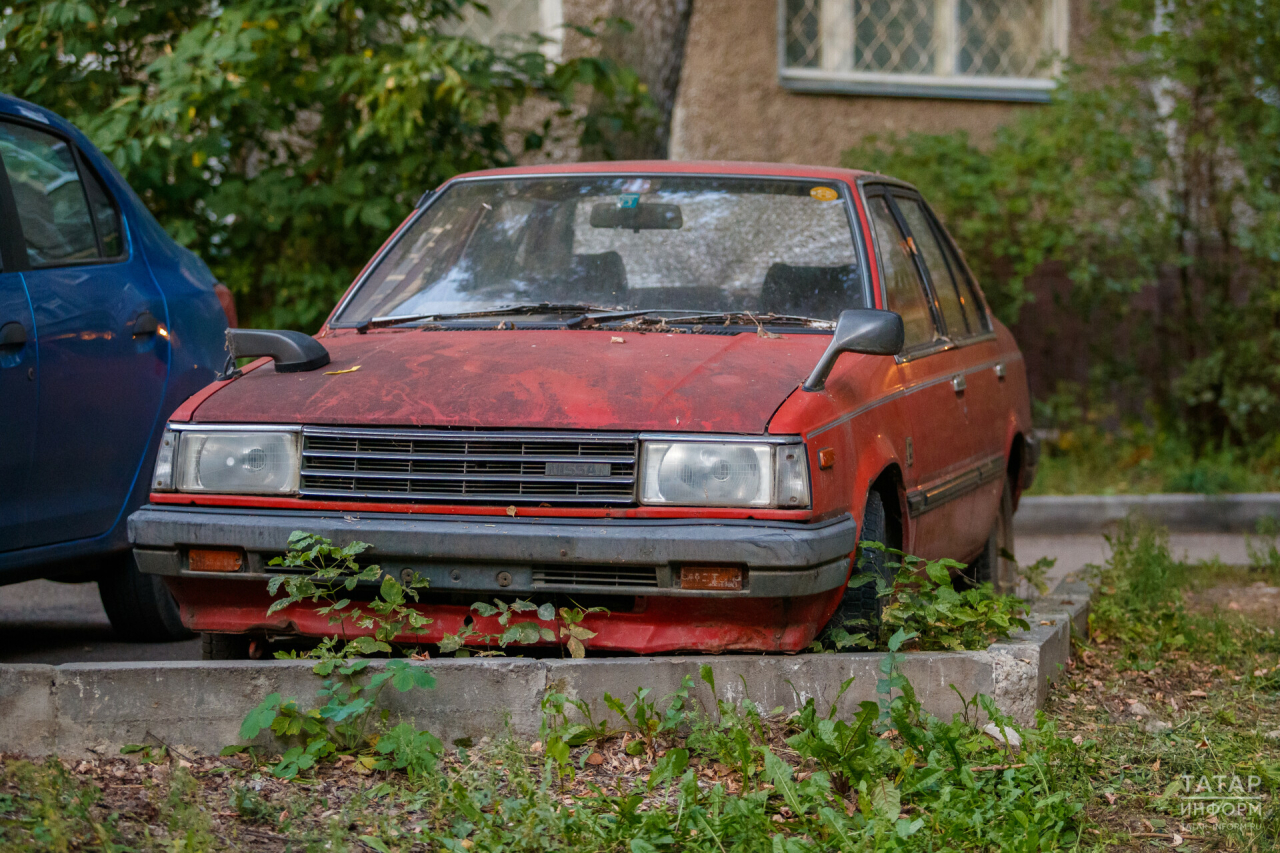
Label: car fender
xmin=769 ymin=353 xmax=910 ymax=544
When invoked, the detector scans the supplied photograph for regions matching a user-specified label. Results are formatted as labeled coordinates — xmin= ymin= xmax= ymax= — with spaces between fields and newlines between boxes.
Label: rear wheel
xmin=201 ymin=633 xmax=251 ymax=660
xmin=821 ymin=490 xmax=893 ymax=639
xmin=963 ymin=476 xmax=1016 ymax=594
xmin=97 ymin=553 xmax=192 ymax=642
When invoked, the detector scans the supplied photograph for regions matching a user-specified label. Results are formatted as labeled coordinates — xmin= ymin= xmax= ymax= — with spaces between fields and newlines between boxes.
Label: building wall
xmin=670 ymin=0 xmax=1090 ymax=166
xmin=509 ymin=0 xmax=693 ymax=163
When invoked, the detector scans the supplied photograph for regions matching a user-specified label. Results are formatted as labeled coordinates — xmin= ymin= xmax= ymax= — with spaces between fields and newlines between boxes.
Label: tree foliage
xmin=845 ymin=0 xmax=1280 ymax=449
xmin=1 ymin=0 xmax=656 ymax=329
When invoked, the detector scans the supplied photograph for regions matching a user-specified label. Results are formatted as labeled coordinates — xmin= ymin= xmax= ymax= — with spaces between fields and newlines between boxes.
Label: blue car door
xmin=0 ymin=162 xmax=37 ymax=550
xmin=0 ymin=118 xmax=169 ymax=548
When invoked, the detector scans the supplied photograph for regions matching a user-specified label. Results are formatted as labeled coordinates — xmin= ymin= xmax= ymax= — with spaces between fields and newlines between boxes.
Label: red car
xmin=129 ymin=161 xmax=1037 ymax=658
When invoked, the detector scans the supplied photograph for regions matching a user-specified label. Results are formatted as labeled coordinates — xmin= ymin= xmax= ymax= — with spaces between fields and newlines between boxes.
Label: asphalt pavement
xmin=0 ymin=579 xmax=201 ymax=664
xmin=0 ymin=532 xmax=1256 ymax=665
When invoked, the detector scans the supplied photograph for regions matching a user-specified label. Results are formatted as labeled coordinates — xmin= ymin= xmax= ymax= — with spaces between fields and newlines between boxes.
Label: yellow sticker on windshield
xmin=809 ymin=186 xmax=839 ymax=202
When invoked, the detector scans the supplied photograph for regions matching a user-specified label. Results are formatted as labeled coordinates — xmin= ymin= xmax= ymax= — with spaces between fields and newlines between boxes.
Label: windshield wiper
xmin=632 ymin=311 xmax=835 ymax=329
xmin=357 ymin=304 xmax=834 ymax=333
xmin=357 ymin=303 xmax=627 ymax=332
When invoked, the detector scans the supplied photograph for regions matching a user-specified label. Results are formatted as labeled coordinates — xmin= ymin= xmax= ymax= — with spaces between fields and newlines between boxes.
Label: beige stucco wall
xmin=670 ymin=0 xmax=1088 ymax=166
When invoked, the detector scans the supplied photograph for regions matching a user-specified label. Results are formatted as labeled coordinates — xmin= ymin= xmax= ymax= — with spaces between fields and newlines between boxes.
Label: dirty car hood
xmin=191 ymin=329 xmax=832 ymax=433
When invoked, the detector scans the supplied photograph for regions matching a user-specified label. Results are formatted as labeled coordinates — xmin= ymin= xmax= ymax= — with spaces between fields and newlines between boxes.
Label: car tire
xmin=962 ymin=476 xmax=1016 ymax=593
xmin=97 ymin=553 xmax=193 ymax=642
xmin=821 ymin=490 xmax=892 ymax=639
xmin=201 ymin=633 xmax=251 ymax=660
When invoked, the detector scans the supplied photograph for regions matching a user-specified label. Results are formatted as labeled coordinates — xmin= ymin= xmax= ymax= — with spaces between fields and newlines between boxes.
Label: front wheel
xmin=821 ymin=490 xmax=893 ymax=639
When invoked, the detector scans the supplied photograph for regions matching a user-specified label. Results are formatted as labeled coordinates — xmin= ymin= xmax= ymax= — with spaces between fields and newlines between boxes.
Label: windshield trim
xmin=326 ymin=171 xmax=873 ymax=330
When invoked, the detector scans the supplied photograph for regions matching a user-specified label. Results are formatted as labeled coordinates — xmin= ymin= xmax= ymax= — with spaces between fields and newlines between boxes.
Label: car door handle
xmin=950 ymin=374 xmax=967 ymax=394
xmin=0 ymin=321 xmax=26 ymax=350
xmin=132 ymin=311 xmax=160 ymax=338
xmin=994 ymin=362 xmax=1006 ymax=381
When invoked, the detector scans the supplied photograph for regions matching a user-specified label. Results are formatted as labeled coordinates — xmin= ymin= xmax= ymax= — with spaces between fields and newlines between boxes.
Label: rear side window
xmin=867 ymin=196 xmax=937 ymax=350
xmin=937 ymin=226 xmax=991 ymax=333
xmin=0 ymin=121 xmax=120 ymax=266
xmin=81 ymin=163 xmax=123 ymax=258
xmin=895 ymin=197 xmax=977 ymax=338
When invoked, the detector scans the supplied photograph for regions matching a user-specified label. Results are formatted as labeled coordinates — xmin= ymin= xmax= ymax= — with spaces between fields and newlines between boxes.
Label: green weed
xmin=0 ymin=759 xmax=123 ymax=852
xmin=224 ymin=532 xmax=442 ymax=780
xmin=440 ymin=600 xmax=607 ymax=658
xmin=1247 ymin=517 xmax=1280 ymax=577
xmin=820 ymin=546 xmax=1030 ymax=653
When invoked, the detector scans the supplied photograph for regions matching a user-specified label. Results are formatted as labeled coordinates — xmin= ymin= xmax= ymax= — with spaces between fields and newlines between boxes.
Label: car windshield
xmin=334 ymin=175 xmax=867 ymax=325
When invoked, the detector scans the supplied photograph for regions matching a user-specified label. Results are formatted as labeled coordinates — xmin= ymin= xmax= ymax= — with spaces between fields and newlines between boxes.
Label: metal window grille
xmin=439 ymin=0 xmax=563 ymax=60
xmin=781 ymin=0 xmax=1067 ymax=101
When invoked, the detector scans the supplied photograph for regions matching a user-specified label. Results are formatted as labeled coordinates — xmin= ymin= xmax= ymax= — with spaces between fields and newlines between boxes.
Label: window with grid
xmin=440 ymin=0 xmax=563 ymax=60
xmin=781 ymin=0 xmax=1067 ymax=101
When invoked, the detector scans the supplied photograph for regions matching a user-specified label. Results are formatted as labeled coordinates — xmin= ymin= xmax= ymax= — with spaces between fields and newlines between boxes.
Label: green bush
xmin=845 ymin=0 xmax=1280 ymax=458
xmin=822 ymin=548 xmax=1030 ymax=653
xmin=0 ymin=0 xmax=655 ymax=330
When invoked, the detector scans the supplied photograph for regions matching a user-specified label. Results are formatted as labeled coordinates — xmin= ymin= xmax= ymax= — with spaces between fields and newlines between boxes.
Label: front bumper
xmin=129 ymin=505 xmax=855 ymax=598
xmin=128 ymin=505 xmax=857 ymax=652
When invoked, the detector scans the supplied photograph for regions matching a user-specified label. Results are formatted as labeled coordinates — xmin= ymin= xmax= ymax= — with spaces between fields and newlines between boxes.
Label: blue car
xmin=0 ymin=94 xmax=232 ymax=640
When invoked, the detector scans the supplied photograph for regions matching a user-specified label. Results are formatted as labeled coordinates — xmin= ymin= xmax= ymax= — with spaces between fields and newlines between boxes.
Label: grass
xmin=1042 ymin=523 xmax=1280 ymax=849
xmin=1 ymin=524 xmax=1278 ymax=851
xmin=1028 ymin=424 xmax=1280 ymax=496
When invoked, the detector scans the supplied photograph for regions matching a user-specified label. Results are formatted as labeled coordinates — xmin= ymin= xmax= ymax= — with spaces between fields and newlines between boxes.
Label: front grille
xmin=533 ymin=565 xmax=660 ymax=588
xmin=300 ymin=427 xmax=637 ymax=504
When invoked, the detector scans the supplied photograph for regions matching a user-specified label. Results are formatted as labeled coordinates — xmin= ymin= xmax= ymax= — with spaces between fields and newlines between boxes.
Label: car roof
xmin=448 ymin=159 xmax=878 ymax=183
xmin=444 ymin=160 xmax=918 ymax=197
xmin=0 ymin=93 xmax=77 ymax=134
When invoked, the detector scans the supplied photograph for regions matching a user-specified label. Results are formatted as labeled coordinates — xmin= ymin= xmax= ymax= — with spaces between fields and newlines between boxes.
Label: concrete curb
xmin=1015 ymin=493 xmax=1280 ymax=535
xmin=0 ymin=583 xmax=1090 ymax=758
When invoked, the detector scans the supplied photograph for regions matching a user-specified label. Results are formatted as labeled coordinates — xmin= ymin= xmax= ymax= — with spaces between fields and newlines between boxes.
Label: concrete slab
xmin=0 ymin=581 xmax=1089 ymax=758
xmin=0 ymin=665 xmax=57 ymax=754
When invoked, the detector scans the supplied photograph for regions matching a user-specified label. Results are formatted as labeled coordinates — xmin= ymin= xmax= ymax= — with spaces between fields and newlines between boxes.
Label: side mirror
xmin=802 ymin=309 xmax=904 ymax=392
xmin=226 ymin=328 xmax=331 ymax=374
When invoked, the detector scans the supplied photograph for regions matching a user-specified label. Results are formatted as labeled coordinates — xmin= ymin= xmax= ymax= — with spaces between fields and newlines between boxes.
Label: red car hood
xmin=190 ymin=329 xmax=831 ymax=433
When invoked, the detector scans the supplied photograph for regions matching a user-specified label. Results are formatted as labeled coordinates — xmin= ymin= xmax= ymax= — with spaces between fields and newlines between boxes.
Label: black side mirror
xmin=802 ymin=309 xmax=904 ymax=392
xmin=225 ymin=328 xmax=331 ymax=374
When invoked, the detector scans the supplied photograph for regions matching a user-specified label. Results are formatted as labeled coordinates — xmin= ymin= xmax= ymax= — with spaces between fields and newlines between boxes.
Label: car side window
xmin=894 ymin=196 xmax=976 ymax=338
xmin=0 ymin=121 xmax=101 ymax=267
xmin=935 ymin=221 xmax=991 ymax=334
xmin=867 ymin=195 xmax=938 ymax=350
xmin=81 ymin=162 xmax=123 ymax=258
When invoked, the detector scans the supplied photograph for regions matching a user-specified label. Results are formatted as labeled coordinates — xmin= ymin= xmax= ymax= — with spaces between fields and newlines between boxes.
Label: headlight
xmin=170 ymin=428 xmax=301 ymax=494
xmin=639 ymin=439 xmax=810 ymax=508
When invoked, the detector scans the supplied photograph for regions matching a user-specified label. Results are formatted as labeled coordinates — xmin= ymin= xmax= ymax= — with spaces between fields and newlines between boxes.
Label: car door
xmin=0 ymin=118 xmax=170 ymax=548
xmin=892 ymin=192 xmax=1007 ymax=555
xmin=863 ymin=187 xmax=987 ymax=561
xmin=0 ymin=162 xmax=37 ymax=551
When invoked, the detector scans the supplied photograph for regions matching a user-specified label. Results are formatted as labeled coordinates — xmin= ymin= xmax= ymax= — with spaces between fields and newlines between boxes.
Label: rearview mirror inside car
xmin=803 ymin=309 xmax=905 ymax=392
xmin=590 ymin=201 xmax=683 ymax=231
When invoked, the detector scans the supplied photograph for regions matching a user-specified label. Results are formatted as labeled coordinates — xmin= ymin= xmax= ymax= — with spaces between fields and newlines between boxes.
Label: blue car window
xmin=81 ymin=162 xmax=122 ymax=258
xmin=0 ymin=121 xmax=98 ymax=266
